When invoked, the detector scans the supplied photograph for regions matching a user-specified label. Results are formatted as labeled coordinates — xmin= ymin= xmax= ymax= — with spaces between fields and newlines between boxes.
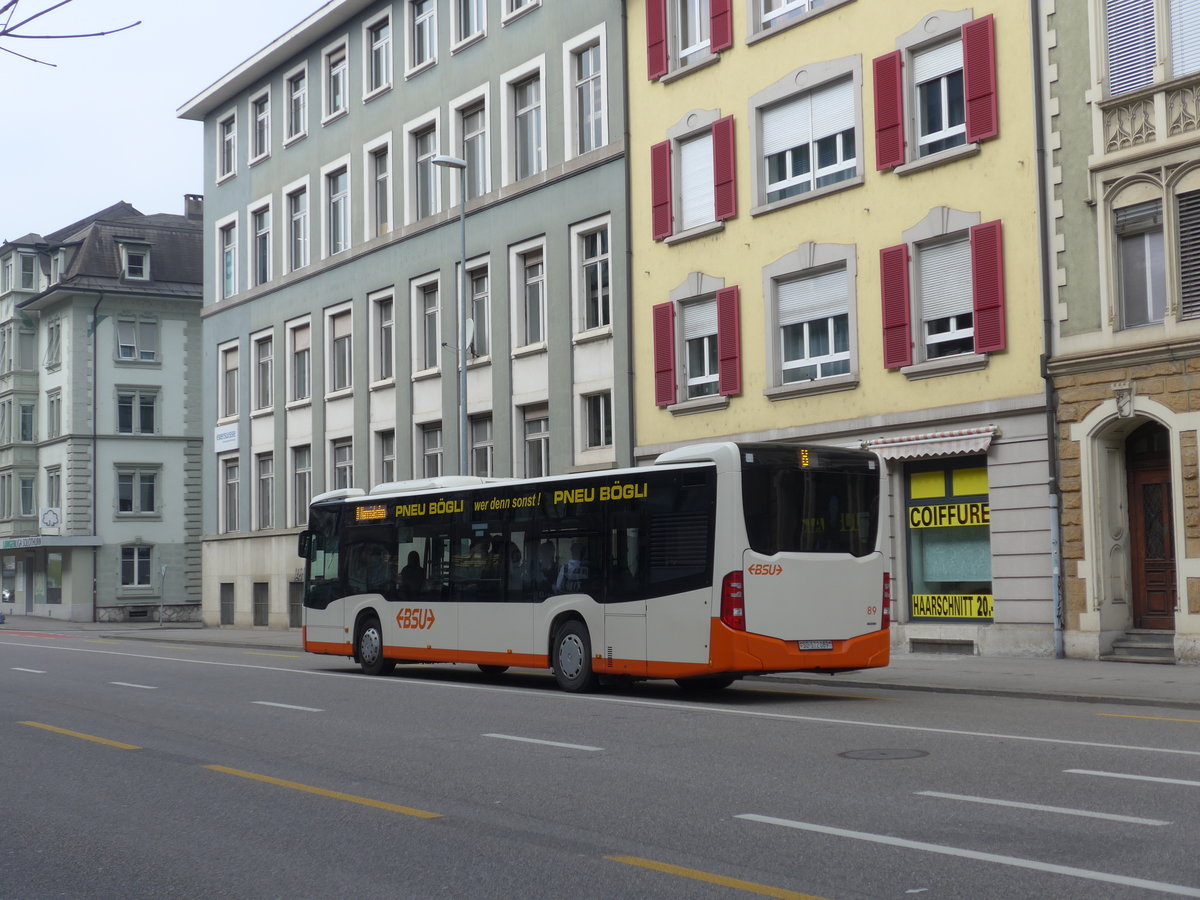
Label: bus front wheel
xmin=552 ymin=620 xmax=598 ymax=693
xmin=356 ymin=616 xmax=395 ymax=676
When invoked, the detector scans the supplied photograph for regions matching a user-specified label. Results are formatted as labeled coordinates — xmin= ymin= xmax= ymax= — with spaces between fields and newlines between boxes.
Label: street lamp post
xmin=432 ymin=154 xmax=469 ymax=475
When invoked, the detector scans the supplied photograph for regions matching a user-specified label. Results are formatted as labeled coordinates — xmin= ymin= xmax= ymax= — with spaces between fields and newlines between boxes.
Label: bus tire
xmin=356 ymin=616 xmax=395 ymax=676
xmin=676 ymin=675 xmax=736 ymax=691
xmin=478 ymin=665 xmax=509 ymax=675
xmin=552 ymin=620 xmax=598 ymax=693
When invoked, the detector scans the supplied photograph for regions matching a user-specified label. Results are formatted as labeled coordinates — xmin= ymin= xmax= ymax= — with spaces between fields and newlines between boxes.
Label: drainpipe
xmin=1030 ymin=0 xmax=1064 ymax=657
xmin=91 ymin=293 xmax=103 ymax=622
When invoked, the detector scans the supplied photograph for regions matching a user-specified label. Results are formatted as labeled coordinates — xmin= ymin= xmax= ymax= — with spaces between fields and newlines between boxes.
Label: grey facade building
xmin=178 ymin=0 xmax=630 ymax=628
xmin=0 ymin=200 xmax=204 ymax=622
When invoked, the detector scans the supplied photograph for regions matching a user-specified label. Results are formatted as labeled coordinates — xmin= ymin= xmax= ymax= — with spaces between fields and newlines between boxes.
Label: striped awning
xmin=861 ymin=425 xmax=999 ymax=460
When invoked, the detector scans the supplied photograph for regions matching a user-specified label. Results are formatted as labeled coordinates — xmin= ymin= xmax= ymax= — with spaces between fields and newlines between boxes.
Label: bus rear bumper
xmin=708 ymin=619 xmax=891 ymax=675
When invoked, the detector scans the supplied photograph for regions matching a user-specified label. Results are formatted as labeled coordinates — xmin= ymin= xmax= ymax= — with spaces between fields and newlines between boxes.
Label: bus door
xmin=602 ymin=516 xmax=647 ymax=674
xmin=453 ymin=527 xmax=535 ymax=663
xmin=393 ymin=530 xmax=458 ymax=657
xmin=301 ymin=504 xmax=348 ymax=651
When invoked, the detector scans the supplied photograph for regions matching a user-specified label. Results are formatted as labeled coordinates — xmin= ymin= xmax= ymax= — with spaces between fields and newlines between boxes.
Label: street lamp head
xmin=432 ymin=154 xmax=467 ymax=169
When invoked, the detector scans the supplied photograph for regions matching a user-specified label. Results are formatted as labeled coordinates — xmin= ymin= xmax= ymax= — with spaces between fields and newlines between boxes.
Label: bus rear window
xmin=741 ymin=445 xmax=879 ymax=557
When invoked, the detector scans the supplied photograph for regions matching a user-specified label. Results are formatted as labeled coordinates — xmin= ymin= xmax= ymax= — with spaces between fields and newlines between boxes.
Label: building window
xmin=421 ymin=423 xmax=443 ymax=477
xmin=255 ymin=453 xmax=274 ymax=530
xmin=326 ymin=166 xmax=349 ymax=256
xmin=287 ymin=185 xmax=309 ymax=271
xmin=17 ymin=401 xmax=34 ymax=442
xmin=517 ymin=246 xmax=545 ymax=346
xmin=650 ymin=114 xmax=736 ymax=240
xmin=777 ymin=267 xmax=850 ymax=384
xmin=286 ymin=66 xmax=307 ymax=141
xmin=880 ymin=215 xmax=1006 ymax=370
xmin=584 ymin=392 xmax=612 ymax=449
xmin=506 ymin=0 xmax=538 ymax=15
xmin=1 ymin=256 xmax=11 ymax=292
xmin=218 ymin=112 xmax=236 ymax=179
xmin=760 ymin=77 xmax=856 ymax=204
xmin=121 ymin=546 xmax=152 ymax=587
xmin=329 ymin=310 xmax=352 ymax=392
xmin=873 ymin=13 xmax=996 ymax=170
xmin=0 ymin=473 xmax=10 ymax=519
xmin=120 ymin=244 xmax=149 ymax=280
xmin=366 ymin=15 xmax=392 ymax=94
xmin=370 ymin=144 xmax=391 ymax=237
xmin=1105 ymin=0 xmax=1200 ymax=96
xmin=758 ymin=0 xmax=835 ymax=32
xmin=222 ymin=457 xmax=240 ymax=533
xmin=324 ymin=42 xmax=348 ymax=119
xmin=220 ymin=221 xmax=237 ymax=299
xmin=46 ymin=466 xmax=61 ymax=510
xmin=116 ymin=318 xmax=158 ymax=362
xmin=292 ymin=445 xmax=312 ymax=526
xmin=378 ymin=429 xmax=396 ymax=483
xmin=19 ymin=475 xmax=34 ymax=517
xmin=470 ymin=415 xmax=493 ymax=476
xmin=645 ymin=0 xmax=732 ymax=80
xmin=250 ymin=92 xmax=270 ymax=161
xmin=374 ymin=294 xmax=394 ymax=380
xmin=652 ymin=285 xmax=741 ymax=406
xmin=45 ymin=319 xmax=62 ymax=368
xmin=468 ymin=265 xmax=489 ymax=357
xmin=252 ymin=205 xmax=271 ymax=286
xmin=290 ymin=322 xmax=311 ymax=401
xmin=117 ymin=467 xmax=158 ymax=515
xmin=576 ymin=223 xmax=610 ymax=331
xmin=678 ymin=0 xmax=711 ymax=61
xmin=456 ymin=0 xmax=485 ymax=43
xmin=523 ymin=406 xmax=549 ymax=476
xmin=117 ymin=389 xmax=157 ymax=435
xmin=254 ymin=334 xmax=273 ymax=410
xmin=1178 ymin=189 xmax=1200 ymax=320
xmin=461 ymin=102 xmax=488 ymax=200
xmin=572 ymin=40 xmax=605 ymax=156
xmin=1116 ymin=200 xmax=1166 ymax=329
xmin=220 ymin=344 xmax=239 ymax=418
xmin=19 ymin=254 xmax=35 ymax=290
xmin=410 ymin=0 xmax=437 ymax=70
xmin=332 ymin=439 xmax=354 ymax=490
xmin=417 ymin=280 xmax=440 ymax=371
xmin=414 ymin=125 xmax=438 ymax=220
xmin=513 ymin=73 xmax=543 ymax=180
xmin=46 ymin=390 xmax=62 ymax=439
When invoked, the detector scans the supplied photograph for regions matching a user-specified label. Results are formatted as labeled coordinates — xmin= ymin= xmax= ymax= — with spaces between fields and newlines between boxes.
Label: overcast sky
xmin=0 ymin=0 xmax=323 ymax=241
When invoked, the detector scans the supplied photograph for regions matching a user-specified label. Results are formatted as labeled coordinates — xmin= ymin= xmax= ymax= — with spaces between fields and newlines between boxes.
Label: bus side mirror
xmin=298 ymin=531 xmax=312 ymax=559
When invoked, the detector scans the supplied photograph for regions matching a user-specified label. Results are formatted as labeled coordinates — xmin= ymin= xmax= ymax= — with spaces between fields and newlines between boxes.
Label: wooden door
xmin=1127 ymin=424 xmax=1176 ymax=630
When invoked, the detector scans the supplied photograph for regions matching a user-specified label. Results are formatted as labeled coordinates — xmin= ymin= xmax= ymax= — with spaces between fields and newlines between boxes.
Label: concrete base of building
xmin=892 ymin=622 xmax=1056 ymax=658
xmin=96 ymin=603 xmax=201 ymax=624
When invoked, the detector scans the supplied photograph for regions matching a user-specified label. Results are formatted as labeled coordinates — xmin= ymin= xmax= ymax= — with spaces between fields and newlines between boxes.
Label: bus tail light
xmin=881 ymin=573 xmax=892 ymax=630
xmin=721 ymin=571 xmax=746 ymax=631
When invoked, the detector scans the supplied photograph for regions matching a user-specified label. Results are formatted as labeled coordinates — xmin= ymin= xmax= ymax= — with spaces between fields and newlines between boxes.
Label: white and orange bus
xmin=298 ymin=441 xmax=889 ymax=691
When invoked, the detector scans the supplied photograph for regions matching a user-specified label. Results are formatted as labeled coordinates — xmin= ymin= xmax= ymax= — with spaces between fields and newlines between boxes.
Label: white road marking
xmin=483 ymin=733 xmax=602 ymax=751
xmin=252 ymin=701 xmax=323 ymax=712
xmin=5 ymin=638 xmax=1200 ymax=760
xmin=12 ymin=667 xmax=45 ymax=673
xmin=1066 ymin=769 xmax=1200 ymax=788
xmin=737 ymin=814 xmax=1200 ymax=898
xmin=915 ymin=790 xmax=1171 ymax=826
xmin=109 ymin=681 xmax=157 ymax=690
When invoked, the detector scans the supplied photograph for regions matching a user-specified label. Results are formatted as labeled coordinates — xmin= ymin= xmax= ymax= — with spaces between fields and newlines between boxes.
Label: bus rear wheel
xmin=356 ymin=616 xmax=395 ymax=676
xmin=552 ymin=620 xmax=598 ymax=693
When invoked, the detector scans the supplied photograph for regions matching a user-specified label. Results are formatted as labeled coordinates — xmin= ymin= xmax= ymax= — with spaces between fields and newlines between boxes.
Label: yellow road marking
xmin=204 ymin=765 xmax=441 ymax=818
xmin=20 ymin=721 xmax=140 ymax=750
xmin=606 ymin=856 xmax=827 ymax=899
xmin=1099 ymin=713 xmax=1200 ymax=725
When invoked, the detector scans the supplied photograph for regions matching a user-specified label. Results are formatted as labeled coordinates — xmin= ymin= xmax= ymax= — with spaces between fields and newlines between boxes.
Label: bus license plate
xmin=797 ymin=640 xmax=833 ymax=650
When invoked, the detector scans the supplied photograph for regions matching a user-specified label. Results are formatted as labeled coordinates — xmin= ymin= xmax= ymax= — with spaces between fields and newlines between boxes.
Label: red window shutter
xmin=879 ymin=244 xmax=912 ymax=369
xmin=710 ymin=0 xmax=733 ymax=53
xmin=873 ymin=51 xmax=905 ymax=171
xmin=716 ymin=286 xmax=741 ymax=396
xmin=963 ymin=14 xmax=999 ymax=143
xmin=650 ymin=140 xmax=673 ymax=240
xmin=712 ymin=116 xmax=737 ymax=222
xmin=652 ymin=302 xmax=676 ymax=406
xmin=646 ymin=0 xmax=668 ymax=81
xmin=971 ymin=220 xmax=1006 ymax=353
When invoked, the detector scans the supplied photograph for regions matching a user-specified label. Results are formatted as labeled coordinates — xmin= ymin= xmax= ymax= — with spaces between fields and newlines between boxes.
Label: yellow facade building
xmin=628 ymin=1 xmax=1056 ymax=657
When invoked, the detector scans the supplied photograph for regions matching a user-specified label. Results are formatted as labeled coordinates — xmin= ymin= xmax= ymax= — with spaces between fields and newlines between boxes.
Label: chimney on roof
xmin=184 ymin=194 xmax=204 ymax=220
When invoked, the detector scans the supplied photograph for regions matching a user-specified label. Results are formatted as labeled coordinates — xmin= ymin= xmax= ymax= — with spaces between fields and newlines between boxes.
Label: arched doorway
xmin=1126 ymin=422 xmax=1176 ymax=630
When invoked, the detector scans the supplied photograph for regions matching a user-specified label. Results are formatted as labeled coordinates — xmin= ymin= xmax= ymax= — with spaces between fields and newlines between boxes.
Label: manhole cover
xmin=839 ymin=749 xmax=929 ymax=760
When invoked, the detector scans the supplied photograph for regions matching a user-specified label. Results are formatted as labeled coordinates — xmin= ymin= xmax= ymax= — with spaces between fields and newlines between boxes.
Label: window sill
xmin=512 ymin=342 xmax=548 ymax=360
xmin=285 ymin=398 xmax=312 ymax=411
xmin=894 ymin=142 xmax=979 ymax=177
xmin=282 ymin=132 xmax=308 ymax=149
xmin=764 ymin=372 xmax=858 ymax=400
xmin=501 ymin=1 xmax=540 ymax=26
xmin=116 ymin=513 xmax=163 ymax=522
xmin=744 ymin=0 xmax=856 ymax=46
xmin=248 ymin=152 xmax=270 ymax=168
xmin=113 ymin=357 xmax=162 ymax=368
xmin=321 ymin=108 xmax=348 ymax=127
xmin=405 ymin=59 xmax=437 ymax=81
xmin=667 ymin=394 xmax=730 ymax=416
xmin=363 ymin=84 xmax=392 ymax=104
xmin=250 ymin=407 xmax=273 ymax=419
xmin=750 ymin=175 xmax=863 ymax=218
xmin=369 ymin=377 xmax=396 ymax=390
xmin=451 ymin=31 xmax=486 ymax=54
xmin=900 ymin=352 xmax=988 ymax=381
xmin=660 ymin=50 xmax=720 ymax=85
xmin=572 ymin=325 xmax=613 ymax=345
xmin=467 ymin=354 xmax=492 ymax=369
xmin=412 ymin=366 xmax=441 ymax=382
xmin=664 ymin=220 xmax=725 ymax=246
xmin=215 ymin=171 xmax=236 ymax=186
xmin=324 ymin=387 xmax=353 ymax=401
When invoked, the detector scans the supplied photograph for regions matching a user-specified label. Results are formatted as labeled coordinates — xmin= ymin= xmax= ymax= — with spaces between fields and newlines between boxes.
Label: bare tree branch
xmin=0 ymin=0 xmax=140 ymax=62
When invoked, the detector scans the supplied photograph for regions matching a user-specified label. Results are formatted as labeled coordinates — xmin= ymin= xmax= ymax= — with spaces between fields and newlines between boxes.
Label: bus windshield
xmin=740 ymin=444 xmax=879 ymax=557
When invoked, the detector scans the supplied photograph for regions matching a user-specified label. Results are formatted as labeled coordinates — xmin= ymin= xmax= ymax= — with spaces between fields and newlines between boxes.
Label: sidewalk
xmin=3 ymin=614 xmax=1198 ymax=710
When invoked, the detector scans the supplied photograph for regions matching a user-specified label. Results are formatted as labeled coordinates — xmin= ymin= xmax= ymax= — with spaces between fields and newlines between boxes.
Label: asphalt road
xmin=2 ymin=631 xmax=1199 ymax=899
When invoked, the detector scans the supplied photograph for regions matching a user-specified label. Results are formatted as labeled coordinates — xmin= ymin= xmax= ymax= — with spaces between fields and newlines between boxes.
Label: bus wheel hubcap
xmin=559 ymin=635 xmax=583 ymax=678
xmin=361 ymin=629 xmax=380 ymax=663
